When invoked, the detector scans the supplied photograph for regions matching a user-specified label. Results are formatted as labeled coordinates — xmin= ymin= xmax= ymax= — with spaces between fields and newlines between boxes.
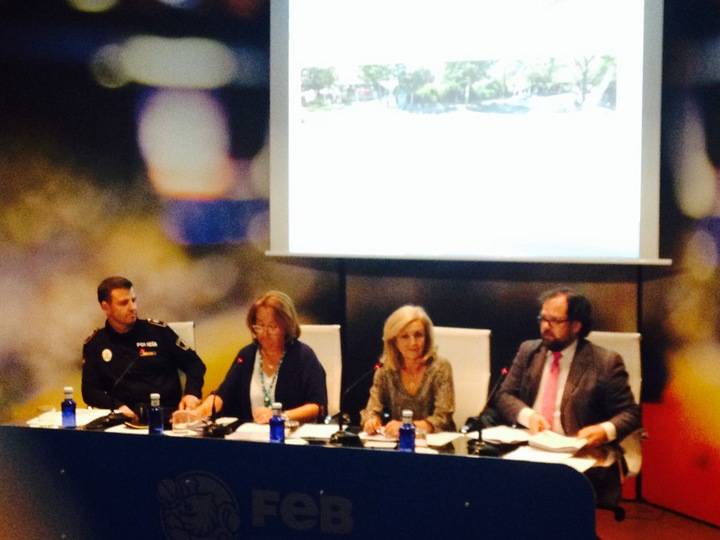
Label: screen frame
xmin=269 ymin=0 xmax=670 ymax=266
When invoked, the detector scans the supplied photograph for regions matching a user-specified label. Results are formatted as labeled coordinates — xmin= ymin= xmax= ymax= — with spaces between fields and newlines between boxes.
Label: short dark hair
xmin=97 ymin=276 xmax=133 ymax=304
xmin=539 ymin=287 xmax=593 ymax=338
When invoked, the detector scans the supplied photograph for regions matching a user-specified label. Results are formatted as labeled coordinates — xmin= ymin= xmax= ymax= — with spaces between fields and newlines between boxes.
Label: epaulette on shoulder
xmin=147 ymin=318 xmax=168 ymax=327
xmin=84 ymin=328 xmax=101 ymax=344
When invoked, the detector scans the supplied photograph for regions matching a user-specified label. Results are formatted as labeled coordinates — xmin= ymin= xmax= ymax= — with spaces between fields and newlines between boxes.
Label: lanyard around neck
xmin=259 ymin=349 xmax=285 ymax=407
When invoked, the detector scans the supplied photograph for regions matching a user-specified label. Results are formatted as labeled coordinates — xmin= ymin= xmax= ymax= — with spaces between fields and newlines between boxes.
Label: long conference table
xmin=0 ymin=423 xmax=596 ymax=539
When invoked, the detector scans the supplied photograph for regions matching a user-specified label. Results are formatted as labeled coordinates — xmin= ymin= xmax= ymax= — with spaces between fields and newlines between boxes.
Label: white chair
xmin=299 ymin=324 xmax=342 ymax=418
xmin=433 ymin=326 xmax=491 ymax=430
xmin=168 ymin=321 xmax=196 ymax=350
xmin=586 ymin=331 xmax=643 ymax=478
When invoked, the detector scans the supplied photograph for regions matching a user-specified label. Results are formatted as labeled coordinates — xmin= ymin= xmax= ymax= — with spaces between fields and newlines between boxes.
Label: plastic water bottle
xmin=148 ymin=393 xmax=163 ymax=435
xmin=269 ymin=402 xmax=285 ymax=443
xmin=398 ymin=409 xmax=415 ymax=452
xmin=61 ymin=386 xmax=76 ymax=429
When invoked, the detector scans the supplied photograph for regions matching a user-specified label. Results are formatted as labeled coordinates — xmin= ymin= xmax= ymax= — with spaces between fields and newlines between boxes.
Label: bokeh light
xmin=670 ymin=98 xmax=717 ymax=218
xmin=66 ymin=0 xmax=118 ymax=13
xmin=138 ymin=89 xmax=233 ymax=199
xmin=122 ymin=36 xmax=238 ymax=89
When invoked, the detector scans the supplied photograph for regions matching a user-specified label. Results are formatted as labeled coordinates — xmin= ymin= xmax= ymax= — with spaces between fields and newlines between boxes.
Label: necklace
xmin=259 ymin=349 xmax=285 ymax=407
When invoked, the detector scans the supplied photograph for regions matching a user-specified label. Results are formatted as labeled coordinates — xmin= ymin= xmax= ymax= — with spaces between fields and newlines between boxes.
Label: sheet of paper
xmin=481 ymin=425 xmax=530 ymax=444
xmin=226 ymin=422 xmax=270 ymax=442
xmin=290 ymin=423 xmax=341 ymax=440
xmin=528 ymin=430 xmax=587 ymax=452
xmin=104 ymin=424 xmax=149 ymax=435
xmin=359 ymin=431 xmax=429 ymax=448
xmin=425 ymin=431 xmax=463 ymax=447
xmin=503 ymin=446 xmax=595 ymax=473
xmin=26 ymin=408 xmax=112 ymax=428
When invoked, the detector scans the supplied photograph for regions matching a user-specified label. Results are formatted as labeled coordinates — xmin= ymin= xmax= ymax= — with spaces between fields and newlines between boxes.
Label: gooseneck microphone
xmin=203 ymin=392 xmax=233 ymax=438
xmin=461 ymin=367 xmax=509 ymax=434
xmin=329 ymin=361 xmax=383 ymax=447
xmin=83 ymin=356 xmax=139 ymax=430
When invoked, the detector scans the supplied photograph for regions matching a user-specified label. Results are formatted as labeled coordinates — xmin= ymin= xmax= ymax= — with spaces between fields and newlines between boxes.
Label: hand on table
xmin=382 ymin=420 xmax=403 ymax=439
xmin=252 ymin=407 xmax=273 ymax=424
xmin=363 ymin=416 xmax=382 ymax=435
xmin=528 ymin=412 xmax=551 ymax=434
xmin=117 ymin=405 xmax=138 ymax=422
xmin=178 ymin=395 xmax=201 ymax=410
xmin=577 ymin=424 xmax=608 ymax=448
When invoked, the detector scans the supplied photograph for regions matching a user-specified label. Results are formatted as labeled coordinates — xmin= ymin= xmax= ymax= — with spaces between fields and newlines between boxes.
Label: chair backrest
xmin=586 ymin=331 xmax=641 ymax=403
xmin=433 ymin=326 xmax=491 ymax=429
xmin=299 ymin=324 xmax=342 ymax=417
xmin=168 ymin=321 xmax=196 ymax=350
xmin=586 ymin=331 xmax=643 ymax=478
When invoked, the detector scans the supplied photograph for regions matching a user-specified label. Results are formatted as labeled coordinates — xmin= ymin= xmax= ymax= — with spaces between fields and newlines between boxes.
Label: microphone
xmin=203 ymin=392 xmax=233 ymax=438
xmin=461 ymin=367 xmax=509 ymax=434
xmin=83 ymin=357 xmax=139 ymax=430
xmin=329 ymin=361 xmax=383 ymax=447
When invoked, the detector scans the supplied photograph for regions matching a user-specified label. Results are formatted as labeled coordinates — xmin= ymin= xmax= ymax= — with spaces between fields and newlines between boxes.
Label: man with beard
xmin=496 ymin=287 xmax=640 ymax=447
xmin=82 ymin=276 xmax=206 ymax=422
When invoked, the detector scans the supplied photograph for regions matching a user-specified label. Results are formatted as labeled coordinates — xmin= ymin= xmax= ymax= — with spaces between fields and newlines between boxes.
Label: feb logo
xmin=158 ymin=471 xmax=240 ymax=540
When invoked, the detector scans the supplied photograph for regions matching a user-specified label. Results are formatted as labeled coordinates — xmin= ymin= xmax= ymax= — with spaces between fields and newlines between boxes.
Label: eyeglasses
xmin=536 ymin=315 xmax=569 ymax=326
xmin=252 ymin=324 xmax=281 ymax=335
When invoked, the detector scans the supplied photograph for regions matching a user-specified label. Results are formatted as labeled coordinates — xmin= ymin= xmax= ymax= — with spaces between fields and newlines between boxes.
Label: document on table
xmin=359 ymin=431 xmax=428 ymax=448
xmin=289 ymin=423 xmax=341 ymax=440
xmin=481 ymin=425 xmax=530 ymax=445
xmin=226 ymin=422 xmax=269 ymax=442
xmin=425 ymin=431 xmax=464 ymax=447
xmin=26 ymin=408 xmax=111 ymax=428
xmin=503 ymin=445 xmax=596 ymax=473
xmin=528 ymin=430 xmax=587 ymax=452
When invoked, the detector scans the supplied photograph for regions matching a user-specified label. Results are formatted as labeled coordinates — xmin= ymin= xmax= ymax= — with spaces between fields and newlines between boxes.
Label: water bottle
xmin=61 ymin=386 xmax=76 ymax=429
xmin=148 ymin=393 xmax=163 ymax=435
xmin=398 ymin=409 xmax=415 ymax=452
xmin=269 ymin=402 xmax=285 ymax=443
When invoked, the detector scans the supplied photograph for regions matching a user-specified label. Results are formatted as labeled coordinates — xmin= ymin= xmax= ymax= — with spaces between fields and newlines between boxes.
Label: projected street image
xmin=300 ymin=56 xmax=616 ymax=115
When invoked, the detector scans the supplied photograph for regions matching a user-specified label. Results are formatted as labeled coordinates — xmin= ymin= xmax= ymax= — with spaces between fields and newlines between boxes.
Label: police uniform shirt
xmin=82 ymin=318 xmax=206 ymax=412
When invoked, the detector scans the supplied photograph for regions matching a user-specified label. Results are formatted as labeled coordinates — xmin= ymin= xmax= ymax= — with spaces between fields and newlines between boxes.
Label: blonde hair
xmin=246 ymin=290 xmax=302 ymax=344
xmin=380 ymin=305 xmax=436 ymax=370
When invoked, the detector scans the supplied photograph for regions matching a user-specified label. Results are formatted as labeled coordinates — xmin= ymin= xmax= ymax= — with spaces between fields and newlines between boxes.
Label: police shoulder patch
xmin=147 ymin=318 xmax=168 ymax=327
xmin=176 ymin=337 xmax=190 ymax=351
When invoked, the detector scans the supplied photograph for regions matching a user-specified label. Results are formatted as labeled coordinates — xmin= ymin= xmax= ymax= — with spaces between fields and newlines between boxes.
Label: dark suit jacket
xmin=496 ymin=338 xmax=640 ymax=441
xmin=216 ymin=339 xmax=327 ymax=422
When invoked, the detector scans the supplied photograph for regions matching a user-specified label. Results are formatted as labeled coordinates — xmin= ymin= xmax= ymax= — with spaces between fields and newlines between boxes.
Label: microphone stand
xmin=84 ymin=357 xmax=139 ymax=430
xmin=465 ymin=367 xmax=509 ymax=456
xmin=329 ymin=362 xmax=382 ymax=447
xmin=203 ymin=392 xmax=231 ymax=438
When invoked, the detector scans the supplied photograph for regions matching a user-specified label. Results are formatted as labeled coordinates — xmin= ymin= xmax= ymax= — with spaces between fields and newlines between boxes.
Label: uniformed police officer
xmin=82 ymin=276 xmax=207 ymax=421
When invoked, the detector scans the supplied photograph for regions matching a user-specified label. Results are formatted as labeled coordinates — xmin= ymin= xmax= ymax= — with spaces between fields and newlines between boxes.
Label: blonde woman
xmin=361 ymin=305 xmax=455 ymax=437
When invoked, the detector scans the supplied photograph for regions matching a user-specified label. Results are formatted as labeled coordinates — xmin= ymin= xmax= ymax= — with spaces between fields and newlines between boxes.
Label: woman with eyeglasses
xmin=360 ymin=305 xmax=456 ymax=438
xmin=193 ymin=290 xmax=327 ymax=424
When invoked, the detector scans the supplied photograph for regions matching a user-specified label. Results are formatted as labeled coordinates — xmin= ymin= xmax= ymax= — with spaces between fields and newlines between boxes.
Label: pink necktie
xmin=541 ymin=351 xmax=562 ymax=427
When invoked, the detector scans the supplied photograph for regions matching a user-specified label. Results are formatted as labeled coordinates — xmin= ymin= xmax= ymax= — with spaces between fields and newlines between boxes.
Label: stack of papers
xmin=226 ymin=423 xmax=270 ymax=442
xmin=503 ymin=446 xmax=596 ymax=473
xmin=289 ymin=423 xmax=341 ymax=441
xmin=527 ymin=431 xmax=587 ymax=453
xmin=26 ymin=408 xmax=111 ymax=428
xmin=425 ymin=431 xmax=463 ymax=447
xmin=481 ymin=425 xmax=530 ymax=445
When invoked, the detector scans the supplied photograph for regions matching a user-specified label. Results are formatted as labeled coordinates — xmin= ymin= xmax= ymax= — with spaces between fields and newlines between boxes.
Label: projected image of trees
xmin=300 ymin=56 xmax=616 ymax=114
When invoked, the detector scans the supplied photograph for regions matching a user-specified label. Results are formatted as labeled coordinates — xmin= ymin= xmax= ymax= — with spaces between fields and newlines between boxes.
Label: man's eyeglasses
xmin=536 ymin=315 xmax=569 ymax=326
xmin=252 ymin=324 xmax=281 ymax=335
